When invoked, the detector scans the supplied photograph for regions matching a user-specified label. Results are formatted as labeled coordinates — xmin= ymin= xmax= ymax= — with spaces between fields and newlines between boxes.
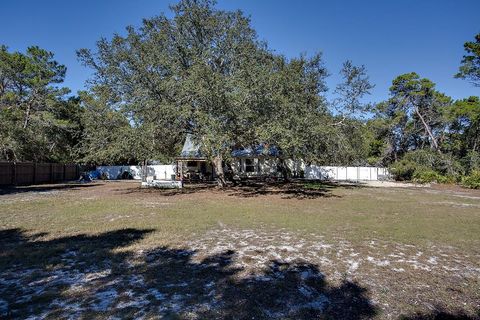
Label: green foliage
xmin=412 ymin=169 xmax=455 ymax=184
xmin=375 ymin=73 xmax=452 ymax=158
xmin=78 ymin=0 xmax=360 ymax=177
xmin=390 ymin=150 xmax=463 ymax=182
xmin=390 ymin=161 xmax=456 ymax=184
xmin=402 ymin=150 xmax=463 ymax=176
xmin=76 ymin=89 xmax=133 ymax=164
xmin=375 ymin=86 xmax=479 ymax=185
xmin=333 ymin=60 xmax=374 ymax=118
xmin=78 ymin=0 xmax=275 ymax=170
xmin=256 ymin=53 xmax=331 ymax=165
xmin=461 ymin=150 xmax=480 ymax=173
xmin=456 ymin=33 xmax=480 ymax=87
xmin=444 ymin=96 xmax=480 ymax=158
xmin=389 ymin=159 xmax=420 ymax=181
xmin=0 ymin=45 xmax=82 ymax=162
xmin=462 ymin=170 xmax=480 ymax=189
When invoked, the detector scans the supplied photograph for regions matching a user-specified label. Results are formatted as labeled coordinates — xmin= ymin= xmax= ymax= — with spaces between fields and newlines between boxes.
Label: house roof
xmin=179 ymin=134 xmax=280 ymax=159
xmin=180 ymin=134 xmax=204 ymax=158
xmin=231 ymin=144 xmax=280 ymax=158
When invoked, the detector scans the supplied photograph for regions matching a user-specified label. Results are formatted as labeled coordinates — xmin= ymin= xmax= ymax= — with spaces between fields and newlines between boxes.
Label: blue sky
xmin=1 ymin=0 xmax=478 ymax=102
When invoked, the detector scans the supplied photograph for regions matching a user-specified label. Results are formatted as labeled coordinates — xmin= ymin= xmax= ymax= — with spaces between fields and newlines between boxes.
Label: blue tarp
xmin=89 ymin=170 xmax=101 ymax=179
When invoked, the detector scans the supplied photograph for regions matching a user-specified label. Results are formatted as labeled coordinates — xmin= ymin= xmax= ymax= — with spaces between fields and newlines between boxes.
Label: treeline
xmin=0 ymin=0 xmax=479 ymax=187
xmin=0 ymin=46 xmax=83 ymax=163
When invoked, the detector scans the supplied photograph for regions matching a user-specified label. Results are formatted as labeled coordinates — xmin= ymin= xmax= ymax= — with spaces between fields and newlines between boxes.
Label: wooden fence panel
xmin=0 ymin=162 xmax=79 ymax=186
xmin=52 ymin=164 xmax=64 ymax=182
xmin=65 ymin=164 xmax=78 ymax=180
xmin=0 ymin=162 xmax=13 ymax=185
xmin=15 ymin=163 xmax=35 ymax=185
xmin=36 ymin=164 xmax=51 ymax=183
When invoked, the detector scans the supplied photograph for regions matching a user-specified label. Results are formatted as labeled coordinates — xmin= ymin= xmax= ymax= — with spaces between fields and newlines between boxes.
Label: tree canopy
xmin=77 ymin=0 xmax=345 ymax=184
xmin=0 ymin=45 xmax=82 ymax=162
xmin=456 ymin=33 xmax=480 ymax=87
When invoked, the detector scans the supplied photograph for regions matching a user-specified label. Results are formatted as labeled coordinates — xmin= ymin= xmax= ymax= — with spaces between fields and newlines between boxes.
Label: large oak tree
xmin=77 ymin=0 xmax=335 ymax=185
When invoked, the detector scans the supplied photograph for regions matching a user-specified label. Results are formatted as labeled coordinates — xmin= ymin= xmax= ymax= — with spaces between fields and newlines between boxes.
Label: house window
xmin=187 ymin=161 xmax=197 ymax=167
xmin=245 ymin=158 xmax=255 ymax=173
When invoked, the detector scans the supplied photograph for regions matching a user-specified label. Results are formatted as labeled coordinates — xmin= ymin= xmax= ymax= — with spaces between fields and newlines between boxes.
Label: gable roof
xmin=180 ymin=134 xmax=203 ymax=158
xmin=231 ymin=144 xmax=280 ymax=158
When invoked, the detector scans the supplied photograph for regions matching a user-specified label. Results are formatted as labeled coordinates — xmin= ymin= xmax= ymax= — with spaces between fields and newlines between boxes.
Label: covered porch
xmin=175 ymin=157 xmax=215 ymax=182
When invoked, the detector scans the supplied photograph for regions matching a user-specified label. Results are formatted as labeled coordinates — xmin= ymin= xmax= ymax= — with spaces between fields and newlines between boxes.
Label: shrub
xmin=462 ymin=150 xmax=480 ymax=173
xmin=462 ymin=170 xmax=480 ymax=189
xmin=412 ymin=169 xmax=455 ymax=184
xmin=402 ymin=150 xmax=464 ymax=177
xmin=389 ymin=159 xmax=419 ymax=181
xmin=390 ymin=150 xmax=464 ymax=182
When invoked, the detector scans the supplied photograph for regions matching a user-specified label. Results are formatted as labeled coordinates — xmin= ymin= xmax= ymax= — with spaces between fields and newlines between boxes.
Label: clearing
xmin=1 ymin=181 xmax=479 ymax=319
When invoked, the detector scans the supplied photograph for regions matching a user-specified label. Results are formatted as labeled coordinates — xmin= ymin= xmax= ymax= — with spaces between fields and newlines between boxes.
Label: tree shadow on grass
xmin=225 ymin=180 xmax=351 ymax=199
xmin=118 ymin=180 xmax=361 ymax=199
xmin=117 ymin=182 xmax=218 ymax=197
xmin=0 ymin=228 xmax=377 ymax=319
xmin=0 ymin=183 xmax=99 ymax=196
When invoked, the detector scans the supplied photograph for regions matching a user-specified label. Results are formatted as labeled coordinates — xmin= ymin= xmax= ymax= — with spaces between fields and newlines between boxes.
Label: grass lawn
xmin=1 ymin=181 xmax=479 ymax=319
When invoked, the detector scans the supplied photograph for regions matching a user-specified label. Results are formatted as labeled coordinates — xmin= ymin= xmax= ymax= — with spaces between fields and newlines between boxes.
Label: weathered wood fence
xmin=0 ymin=162 xmax=80 ymax=186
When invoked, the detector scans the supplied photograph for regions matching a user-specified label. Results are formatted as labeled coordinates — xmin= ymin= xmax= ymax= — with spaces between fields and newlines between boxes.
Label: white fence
xmin=96 ymin=165 xmax=176 ymax=180
xmin=97 ymin=164 xmax=389 ymax=181
xmin=304 ymin=166 xmax=389 ymax=181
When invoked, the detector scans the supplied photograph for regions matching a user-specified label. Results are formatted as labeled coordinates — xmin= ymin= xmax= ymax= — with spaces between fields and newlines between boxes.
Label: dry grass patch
xmin=0 ymin=181 xmax=479 ymax=319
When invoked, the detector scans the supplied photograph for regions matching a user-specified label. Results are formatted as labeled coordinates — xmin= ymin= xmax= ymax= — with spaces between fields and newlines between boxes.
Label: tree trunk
xmin=414 ymin=106 xmax=440 ymax=152
xmin=141 ymin=159 xmax=147 ymax=182
xmin=23 ymin=104 xmax=31 ymax=129
xmin=213 ymin=155 xmax=226 ymax=188
xmin=278 ymin=158 xmax=290 ymax=182
xmin=473 ymin=124 xmax=480 ymax=152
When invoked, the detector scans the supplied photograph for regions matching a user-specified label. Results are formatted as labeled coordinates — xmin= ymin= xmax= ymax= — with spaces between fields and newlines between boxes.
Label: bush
xmin=462 ymin=170 xmax=480 ymax=189
xmin=412 ymin=169 xmax=455 ymax=184
xmin=402 ymin=150 xmax=464 ymax=176
xmin=389 ymin=159 xmax=419 ymax=181
xmin=462 ymin=150 xmax=480 ymax=173
xmin=390 ymin=150 xmax=463 ymax=182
